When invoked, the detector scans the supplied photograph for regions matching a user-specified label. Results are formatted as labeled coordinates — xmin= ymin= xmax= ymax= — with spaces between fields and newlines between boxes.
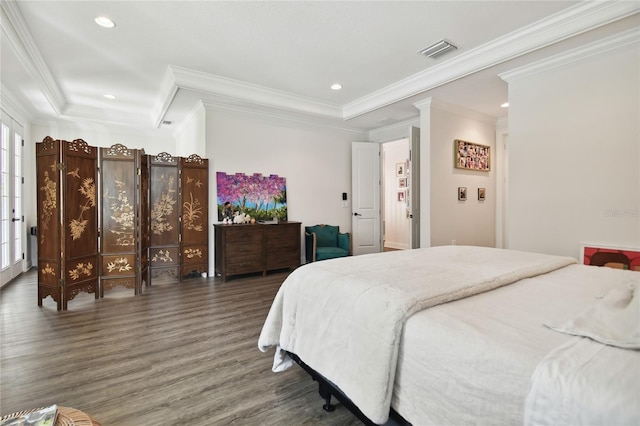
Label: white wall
xmin=382 ymin=139 xmax=410 ymax=249
xmin=505 ymin=38 xmax=640 ymax=258
xmin=368 ymin=118 xmax=420 ymax=143
xmin=204 ymin=105 xmax=366 ymax=267
xmin=30 ymin=122 xmax=177 ymax=155
xmin=495 ymin=119 xmax=509 ymax=249
xmin=175 ymin=102 xmax=206 ymax=157
xmin=18 ymin=106 xmax=364 ymax=272
xmin=417 ymin=98 xmax=497 ymax=248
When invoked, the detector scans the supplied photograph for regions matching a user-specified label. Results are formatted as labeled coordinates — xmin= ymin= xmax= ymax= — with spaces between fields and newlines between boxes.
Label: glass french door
xmin=1 ymin=110 xmax=24 ymax=286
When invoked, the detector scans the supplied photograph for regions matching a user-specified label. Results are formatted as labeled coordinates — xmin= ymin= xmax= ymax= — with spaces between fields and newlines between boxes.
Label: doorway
xmin=382 ymin=138 xmax=410 ymax=250
xmin=1 ymin=109 xmax=25 ymax=287
xmin=351 ymin=126 xmax=419 ymax=255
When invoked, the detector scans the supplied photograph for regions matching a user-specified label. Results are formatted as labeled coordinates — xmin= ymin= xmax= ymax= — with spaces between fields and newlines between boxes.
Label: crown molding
xmin=0 ymin=83 xmax=33 ymax=125
xmin=499 ymin=27 xmax=639 ymax=82
xmin=28 ymin=116 xmax=175 ymax=139
xmin=413 ymin=98 xmax=497 ymax=125
xmin=151 ymin=66 xmax=180 ymax=128
xmin=1 ymin=1 xmax=67 ymax=115
xmin=6 ymin=0 xmax=637 ymax=130
xmin=343 ymin=0 xmax=639 ymax=120
xmin=368 ymin=116 xmax=421 ymax=142
xmin=153 ymin=65 xmax=344 ymax=127
xmin=412 ymin=97 xmax=435 ymax=112
xmin=63 ymin=103 xmax=155 ymax=128
xmin=201 ymin=100 xmax=366 ymax=136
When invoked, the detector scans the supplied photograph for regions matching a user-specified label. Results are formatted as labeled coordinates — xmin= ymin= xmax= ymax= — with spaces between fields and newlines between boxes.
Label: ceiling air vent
xmin=418 ymin=39 xmax=457 ymax=59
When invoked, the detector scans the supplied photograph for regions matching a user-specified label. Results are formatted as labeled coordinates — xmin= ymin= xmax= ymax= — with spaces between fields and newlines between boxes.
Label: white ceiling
xmin=1 ymin=1 xmax=638 ymax=132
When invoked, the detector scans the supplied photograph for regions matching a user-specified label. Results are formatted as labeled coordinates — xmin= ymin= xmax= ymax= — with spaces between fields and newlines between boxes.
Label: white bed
xmin=258 ymin=245 xmax=640 ymax=425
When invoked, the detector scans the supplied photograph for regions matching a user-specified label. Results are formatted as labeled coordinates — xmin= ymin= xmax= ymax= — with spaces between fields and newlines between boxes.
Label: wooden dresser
xmin=214 ymin=222 xmax=301 ymax=282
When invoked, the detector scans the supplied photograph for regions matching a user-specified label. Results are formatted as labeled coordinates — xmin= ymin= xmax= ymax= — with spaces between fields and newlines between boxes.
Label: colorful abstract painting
xmin=216 ymin=172 xmax=287 ymax=221
xmin=583 ymin=245 xmax=640 ymax=271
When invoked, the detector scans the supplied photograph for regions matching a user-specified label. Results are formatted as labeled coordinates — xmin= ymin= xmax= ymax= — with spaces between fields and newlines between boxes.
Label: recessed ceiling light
xmin=501 ymin=102 xmax=509 ymax=108
xmin=330 ymin=83 xmax=342 ymax=90
xmin=95 ymin=16 xmax=116 ymax=29
xmin=104 ymin=94 xmax=116 ymax=100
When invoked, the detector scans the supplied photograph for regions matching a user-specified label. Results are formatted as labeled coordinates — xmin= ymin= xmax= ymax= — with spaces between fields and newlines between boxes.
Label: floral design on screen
xmin=183 ymin=176 xmax=203 ymax=232
xmin=107 ymin=179 xmax=135 ymax=246
xmin=152 ymin=249 xmax=173 ymax=263
xmin=67 ymin=167 xmax=96 ymax=240
xmin=41 ymin=263 xmax=55 ymax=277
xmin=107 ymin=257 xmax=133 ymax=273
xmin=39 ymin=163 xmax=57 ymax=243
xmin=151 ymin=174 xmax=177 ymax=234
xmin=184 ymin=248 xmax=202 ymax=259
xmin=69 ymin=262 xmax=93 ymax=280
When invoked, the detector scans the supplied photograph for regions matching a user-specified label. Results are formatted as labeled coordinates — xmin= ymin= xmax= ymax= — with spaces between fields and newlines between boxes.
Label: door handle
xmin=12 ymin=218 xmax=20 ymax=222
xmin=353 ymin=212 xmax=361 ymax=216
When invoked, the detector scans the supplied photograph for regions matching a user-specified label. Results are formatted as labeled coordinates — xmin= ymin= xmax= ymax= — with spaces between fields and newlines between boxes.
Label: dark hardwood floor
xmin=0 ymin=269 xmax=365 ymax=425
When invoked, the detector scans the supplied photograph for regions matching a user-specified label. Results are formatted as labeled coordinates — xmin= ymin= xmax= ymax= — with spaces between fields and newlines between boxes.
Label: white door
xmin=408 ymin=126 xmax=420 ymax=249
xmin=1 ymin=111 xmax=25 ymax=286
xmin=351 ymin=142 xmax=381 ymax=255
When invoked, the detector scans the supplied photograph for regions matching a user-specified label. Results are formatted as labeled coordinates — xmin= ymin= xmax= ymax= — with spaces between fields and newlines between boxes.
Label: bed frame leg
xmin=318 ymin=381 xmax=335 ymax=412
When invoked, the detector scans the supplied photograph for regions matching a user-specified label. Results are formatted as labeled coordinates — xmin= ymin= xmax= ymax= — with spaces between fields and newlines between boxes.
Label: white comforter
xmin=258 ymin=245 xmax=576 ymax=424
xmin=525 ymin=336 xmax=640 ymax=426
xmin=525 ymin=280 xmax=640 ymax=426
xmin=390 ymin=263 xmax=640 ymax=425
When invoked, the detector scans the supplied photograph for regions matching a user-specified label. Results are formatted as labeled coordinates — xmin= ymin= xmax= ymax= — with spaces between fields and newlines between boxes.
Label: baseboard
xmin=384 ymin=242 xmax=409 ymax=250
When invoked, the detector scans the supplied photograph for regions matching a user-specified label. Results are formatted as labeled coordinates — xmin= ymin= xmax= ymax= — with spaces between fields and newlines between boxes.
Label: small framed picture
xmin=458 ymin=187 xmax=467 ymax=201
xmin=398 ymin=177 xmax=407 ymax=188
xmin=397 ymin=190 xmax=406 ymax=202
xmin=478 ymin=188 xmax=486 ymax=201
xmin=396 ymin=163 xmax=405 ymax=177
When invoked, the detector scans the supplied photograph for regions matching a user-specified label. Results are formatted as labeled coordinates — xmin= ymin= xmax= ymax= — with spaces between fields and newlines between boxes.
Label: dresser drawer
xmin=225 ymin=257 xmax=263 ymax=274
xmin=226 ymin=243 xmax=262 ymax=258
xmin=224 ymin=227 xmax=263 ymax=244
xmin=264 ymin=225 xmax=297 ymax=240
xmin=265 ymin=237 xmax=298 ymax=250
xmin=214 ymin=222 xmax=300 ymax=281
xmin=266 ymin=251 xmax=299 ymax=270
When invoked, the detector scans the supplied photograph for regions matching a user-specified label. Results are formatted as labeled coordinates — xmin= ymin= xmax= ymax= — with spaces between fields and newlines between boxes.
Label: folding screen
xmin=140 ymin=153 xmax=150 ymax=284
xmin=99 ymin=144 xmax=149 ymax=296
xmin=180 ymin=154 xmax=209 ymax=279
xmin=36 ymin=137 xmax=98 ymax=310
xmin=36 ymin=142 xmax=208 ymax=309
xmin=148 ymin=152 xmax=181 ymax=284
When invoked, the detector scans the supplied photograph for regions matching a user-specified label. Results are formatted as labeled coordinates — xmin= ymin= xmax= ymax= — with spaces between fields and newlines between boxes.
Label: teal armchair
xmin=305 ymin=224 xmax=351 ymax=263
